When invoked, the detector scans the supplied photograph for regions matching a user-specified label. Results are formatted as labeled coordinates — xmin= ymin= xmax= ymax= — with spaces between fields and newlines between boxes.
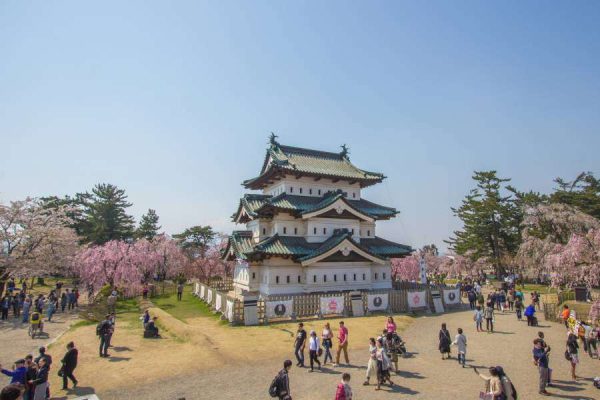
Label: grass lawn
xmin=151 ymin=286 xmax=218 ymax=322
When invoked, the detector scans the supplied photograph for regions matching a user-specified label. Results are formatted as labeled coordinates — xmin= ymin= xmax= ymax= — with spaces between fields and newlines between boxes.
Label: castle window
xmin=351 ymin=229 xmax=354 ymax=235
xmin=383 ymin=273 xmax=387 ymax=280
xmin=323 ymin=227 xmax=327 ymax=234
xmin=323 ymin=275 xmax=327 ymax=282
xmin=298 ymin=275 xmax=301 ymax=283
xmin=290 ymin=187 xmax=293 ymax=193
xmin=299 ymin=188 xmax=303 ymax=194
xmin=352 ymin=192 xmax=356 ymax=198
xmin=294 ymin=227 xmax=298 ymax=235
xmin=309 ymin=189 xmax=313 ymax=195
xmin=362 ymin=273 xmax=366 ymax=281
xmin=252 ymin=272 xmax=256 ymax=280
xmin=334 ymin=274 xmax=337 ymax=282
xmin=374 ymin=273 xmax=378 ymax=280
xmin=318 ymin=189 xmax=321 ymax=195
xmin=283 ymin=227 xmax=287 ymax=234
xmin=313 ymin=275 xmax=317 ymax=283
xmin=353 ymin=274 xmax=357 ymax=281
xmin=367 ymin=230 xmax=371 ymax=236
xmin=262 ymin=228 xmax=266 ymax=235
xmin=313 ymin=227 xmax=317 ymax=235
xmin=286 ymin=275 xmax=290 ymax=284
xmin=276 ymin=276 xmax=280 ymax=284
xmin=343 ymin=274 xmax=347 ymax=281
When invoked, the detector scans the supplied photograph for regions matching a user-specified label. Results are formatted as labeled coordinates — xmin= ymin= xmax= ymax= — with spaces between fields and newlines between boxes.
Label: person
xmin=29 ymin=357 xmax=49 ymax=400
xmin=560 ymin=304 xmax=570 ymax=328
xmin=514 ymin=296 xmax=523 ymax=321
xmin=142 ymin=310 xmax=151 ymax=329
xmin=293 ymin=323 xmax=306 ymax=367
xmin=507 ymin=290 xmax=515 ymax=312
xmin=321 ymin=322 xmax=333 ymax=365
xmin=60 ymin=293 xmax=67 ymax=313
xmin=474 ymin=306 xmax=483 ymax=332
xmin=307 ymin=330 xmax=321 ymax=372
xmin=524 ymin=303 xmax=536 ymax=326
xmin=452 ymin=328 xmax=467 ymax=367
xmin=1 ymin=359 xmax=27 ymax=385
xmin=467 ymin=290 xmax=476 ymax=310
xmin=1 ymin=296 xmax=10 ymax=320
xmin=475 ymin=367 xmax=503 ymax=399
xmin=177 ymin=282 xmax=184 ymax=301
xmin=375 ymin=338 xmax=393 ymax=390
xmin=335 ymin=373 xmax=352 ymax=400
xmin=60 ymin=341 xmax=78 ymax=390
xmin=588 ymin=322 xmax=599 ymax=358
xmin=498 ymin=290 xmax=506 ymax=312
xmin=29 ymin=311 xmax=43 ymax=336
xmin=0 ymin=384 xmax=24 ymax=400
xmin=484 ymin=302 xmax=495 ymax=333
xmin=73 ymin=289 xmax=79 ymax=307
xmin=142 ymin=284 xmax=149 ymax=299
xmin=386 ymin=316 xmax=396 ymax=334
xmin=68 ymin=290 xmax=76 ymax=310
xmin=46 ymin=300 xmax=56 ymax=322
xmin=335 ymin=321 xmax=349 ymax=366
xmin=477 ymin=292 xmax=485 ymax=308
xmin=438 ymin=323 xmax=451 ymax=359
xmin=273 ymin=360 xmax=292 ymax=400
xmin=495 ymin=366 xmax=516 ymax=400
xmin=532 ymin=291 xmax=541 ymax=310
xmin=107 ymin=291 xmax=117 ymax=314
xmin=363 ymin=338 xmax=377 ymax=386
xmin=533 ymin=338 xmax=551 ymax=396
xmin=144 ymin=317 xmax=160 ymax=338
xmin=97 ymin=315 xmax=112 ymax=357
xmin=21 ymin=297 xmax=30 ymax=324
xmin=11 ymin=294 xmax=20 ymax=318
xmin=383 ymin=333 xmax=399 ymax=372
xmin=566 ymin=333 xmax=579 ymax=381
xmin=35 ymin=296 xmax=44 ymax=314
xmin=536 ymin=331 xmax=552 ymax=386
xmin=24 ymin=355 xmax=37 ymax=400
xmin=578 ymin=322 xmax=589 ymax=353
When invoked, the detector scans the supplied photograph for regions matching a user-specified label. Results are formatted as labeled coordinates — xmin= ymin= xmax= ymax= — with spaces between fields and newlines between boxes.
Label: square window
xmin=297 ymin=276 xmax=301 ymax=283
xmin=286 ymin=276 xmax=290 ymax=284
xmin=276 ymin=276 xmax=280 ymax=284
xmin=283 ymin=227 xmax=287 ymax=234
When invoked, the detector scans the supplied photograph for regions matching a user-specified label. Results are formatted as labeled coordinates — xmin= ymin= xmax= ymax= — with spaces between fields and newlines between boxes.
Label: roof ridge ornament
xmin=269 ymin=132 xmax=279 ymax=146
xmin=340 ymin=144 xmax=350 ymax=159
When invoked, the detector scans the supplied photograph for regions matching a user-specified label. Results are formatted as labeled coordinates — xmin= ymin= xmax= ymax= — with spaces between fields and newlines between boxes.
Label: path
xmin=100 ymin=306 xmax=599 ymax=399
xmin=0 ymin=310 xmax=79 ymax=387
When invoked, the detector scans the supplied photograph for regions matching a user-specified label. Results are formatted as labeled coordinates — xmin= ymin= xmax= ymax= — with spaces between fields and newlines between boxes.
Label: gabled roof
xmin=222 ymin=229 xmax=413 ymax=262
xmin=243 ymin=139 xmax=385 ymax=189
xmin=231 ymin=191 xmax=398 ymax=222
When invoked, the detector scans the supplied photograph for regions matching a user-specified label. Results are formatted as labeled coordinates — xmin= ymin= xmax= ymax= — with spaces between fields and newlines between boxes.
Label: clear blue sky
xmin=1 ymin=1 xmax=599 ymax=250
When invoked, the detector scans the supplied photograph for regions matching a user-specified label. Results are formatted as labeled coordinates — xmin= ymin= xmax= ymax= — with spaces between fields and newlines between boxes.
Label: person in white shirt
xmin=308 ymin=330 xmax=321 ymax=372
xmin=452 ymin=328 xmax=467 ymax=367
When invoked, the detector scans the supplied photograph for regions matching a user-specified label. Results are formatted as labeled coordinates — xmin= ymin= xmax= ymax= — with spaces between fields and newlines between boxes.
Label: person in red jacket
xmin=335 ymin=373 xmax=352 ymax=400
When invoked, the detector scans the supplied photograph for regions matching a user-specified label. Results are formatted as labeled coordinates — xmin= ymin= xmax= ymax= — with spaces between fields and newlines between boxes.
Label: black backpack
xmin=268 ymin=374 xmax=280 ymax=398
xmin=96 ymin=321 xmax=108 ymax=336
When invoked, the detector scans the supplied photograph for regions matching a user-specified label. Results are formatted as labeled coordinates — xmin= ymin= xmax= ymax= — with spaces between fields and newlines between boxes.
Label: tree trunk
xmin=30 ymin=277 xmax=35 ymax=289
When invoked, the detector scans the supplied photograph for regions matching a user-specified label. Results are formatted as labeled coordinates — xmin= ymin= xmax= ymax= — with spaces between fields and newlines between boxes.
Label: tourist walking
xmin=467 ymin=290 xmax=476 ymax=310
xmin=335 ymin=321 xmax=350 ymax=366
xmin=536 ymin=331 xmax=552 ymax=386
xmin=474 ymin=306 xmax=483 ymax=332
xmin=177 ymin=282 xmax=184 ymax=301
xmin=383 ymin=333 xmax=399 ymax=372
xmin=60 ymin=341 xmax=78 ymax=390
xmin=269 ymin=360 xmax=292 ymax=400
xmin=514 ymin=297 xmax=523 ymax=321
xmin=438 ymin=323 xmax=451 ymax=359
xmin=566 ymin=333 xmax=579 ymax=380
xmin=475 ymin=367 xmax=503 ymax=399
xmin=588 ymin=322 xmax=599 ymax=358
xmin=386 ymin=316 xmax=396 ymax=333
xmin=363 ymin=338 xmax=377 ymax=386
xmin=477 ymin=292 xmax=485 ymax=308
xmin=335 ymin=373 xmax=352 ymax=400
xmin=22 ymin=297 xmax=31 ymax=324
xmin=484 ymin=302 xmax=495 ymax=333
xmin=60 ymin=293 xmax=67 ymax=312
xmin=321 ymin=323 xmax=333 ymax=365
xmin=560 ymin=304 xmax=570 ymax=328
xmin=293 ymin=322 xmax=306 ymax=367
xmin=533 ymin=338 xmax=551 ymax=396
xmin=507 ymin=290 xmax=515 ymax=311
xmin=307 ymin=330 xmax=321 ymax=372
xmin=452 ymin=328 xmax=467 ymax=367
xmin=46 ymin=300 xmax=56 ymax=322
xmin=498 ymin=290 xmax=506 ymax=312
xmin=1 ymin=296 xmax=10 ymax=320
xmin=97 ymin=314 xmax=112 ymax=358
xmin=29 ymin=357 xmax=49 ymax=400
xmin=375 ymin=338 xmax=394 ymax=390
xmin=68 ymin=290 xmax=76 ymax=310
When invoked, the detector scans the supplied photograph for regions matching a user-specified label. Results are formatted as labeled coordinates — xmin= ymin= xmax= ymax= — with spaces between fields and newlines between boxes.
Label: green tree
xmin=550 ymin=172 xmax=600 ymax=219
xmin=136 ymin=209 xmax=161 ymax=240
xmin=80 ymin=183 xmax=135 ymax=244
xmin=446 ymin=171 xmax=521 ymax=276
xmin=173 ymin=225 xmax=215 ymax=258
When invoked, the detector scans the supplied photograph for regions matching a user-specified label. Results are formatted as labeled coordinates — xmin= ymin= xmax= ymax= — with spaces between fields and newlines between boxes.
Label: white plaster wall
xmin=359 ymin=221 xmax=376 ymax=238
xmin=306 ymin=217 xmax=360 ymax=242
xmin=263 ymin=175 xmax=361 ymax=200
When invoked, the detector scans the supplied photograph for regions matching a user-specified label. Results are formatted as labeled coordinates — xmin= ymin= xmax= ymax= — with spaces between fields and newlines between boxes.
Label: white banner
xmin=200 ymin=284 xmax=205 ymax=300
xmin=367 ymin=293 xmax=389 ymax=311
xmin=215 ymin=293 xmax=223 ymax=311
xmin=320 ymin=296 xmax=345 ymax=315
xmin=443 ymin=289 xmax=461 ymax=305
xmin=266 ymin=299 xmax=294 ymax=319
xmin=207 ymin=289 xmax=213 ymax=304
xmin=407 ymin=291 xmax=428 ymax=309
xmin=194 ymin=283 xmax=200 ymax=296
xmin=225 ymin=299 xmax=234 ymax=322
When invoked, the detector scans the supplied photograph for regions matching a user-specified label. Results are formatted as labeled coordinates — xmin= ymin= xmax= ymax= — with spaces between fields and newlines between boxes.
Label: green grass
xmin=151 ymin=288 xmax=224 ymax=323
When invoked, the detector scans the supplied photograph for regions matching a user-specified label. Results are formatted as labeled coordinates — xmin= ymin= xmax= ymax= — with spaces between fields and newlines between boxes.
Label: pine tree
xmin=136 ymin=209 xmax=161 ymax=240
xmin=173 ymin=225 xmax=215 ymax=258
xmin=446 ymin=171 xmax=521 ymax=277
xmin=551 ymin=172 xmax=600 ymax=219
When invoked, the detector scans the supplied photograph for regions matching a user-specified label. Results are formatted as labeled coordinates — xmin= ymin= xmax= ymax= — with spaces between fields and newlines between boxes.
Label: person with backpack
xmin=269 ymin=360 xmax=292 ymax=400
xmin=97 ymin=315 xmax=112 ymax=358
xmin=293 ymin=323 xmax=306 ymax=368
xmin=566 ymin=333 xmax=579 ymax=381
xmin=335 ymin=373 xmax=352 ymax=400
xmin=495 ymin=366 xmax=517 ymax=400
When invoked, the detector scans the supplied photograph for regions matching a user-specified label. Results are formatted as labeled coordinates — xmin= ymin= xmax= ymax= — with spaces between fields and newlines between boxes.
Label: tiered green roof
xmin=243 ymin=136 xmax=385 ymax=189
xmin=223 ymin=229 xmax=412 ymax=262
xmin=232 ymin=190 xmax=398 ymax=222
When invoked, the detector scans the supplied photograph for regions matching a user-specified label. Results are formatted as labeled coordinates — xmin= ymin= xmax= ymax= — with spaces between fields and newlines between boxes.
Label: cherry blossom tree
xmin=545 ymin=229 xmax=600 ymax=289
xmin=0 ymin=198 xmax=79 ymax=295
xmin=391 ymin=256 xmax=420 ymax=281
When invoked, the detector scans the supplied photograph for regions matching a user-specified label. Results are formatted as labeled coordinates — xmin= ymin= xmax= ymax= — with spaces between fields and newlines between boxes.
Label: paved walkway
xmin=0 ymin=310 xmax=79 ymax=387
xmin=100 ymin=306 xmax=599 ymax=400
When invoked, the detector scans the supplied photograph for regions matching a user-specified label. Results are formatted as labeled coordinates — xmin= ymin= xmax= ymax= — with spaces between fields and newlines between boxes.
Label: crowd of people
xmin=0 ymin=344 xmax=78 ymax=400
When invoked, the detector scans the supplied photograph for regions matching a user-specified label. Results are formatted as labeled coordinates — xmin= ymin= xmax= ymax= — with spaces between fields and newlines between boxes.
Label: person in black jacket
xmin=98 ymin=315 xmax=112 ymax=357
xmin=29 ymin=357 xmax=49 ymax=400
xmin=33 ymin=347 xmax=52 ymax=368
xmin=277 ymin=360 xmax=292 ymax=400
xmin=60 ymin=341 xmax=78 ymax=390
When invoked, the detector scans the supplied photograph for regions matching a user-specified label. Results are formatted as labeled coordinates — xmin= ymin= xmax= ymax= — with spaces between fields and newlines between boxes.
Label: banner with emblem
xmin=194 ymin=282 xmax=199 ymax=296
xmin=225 ymin=299 xmax=235 ymax=322
xmin=266 ymin=299 xmax=294 ymax=319
xmin=443 ymin=289 xmax=461 ymax=305
xmin=320 ymin=296 xmax=345 ymax=315
xmin=407 ymin=291 xmax=428 ymax=309
xmin=207 ymin=289 xmax=213 ymax=304
xmin=215 ymin=293 xmax=223 ymax=312
xmin=367 ymin=293 xmax=389 ymax=311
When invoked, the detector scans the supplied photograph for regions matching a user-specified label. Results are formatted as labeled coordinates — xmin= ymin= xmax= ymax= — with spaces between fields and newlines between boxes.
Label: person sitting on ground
xmin=142 ymin=310 xmax=151 ymax=329
xmin=524 ymin=303 xmax=536 ymax=326
xmin=144 ymin=316 xmax=160 ymax=338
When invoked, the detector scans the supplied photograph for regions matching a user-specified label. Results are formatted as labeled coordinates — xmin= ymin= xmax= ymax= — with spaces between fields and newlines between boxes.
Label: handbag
xmin=57 ymin=366 xmax=64 ymax=377
xmin=479 ymin=391 xmax=494 ymax=400
xmin=318 ymin=348 xmax=323 ymax=357
xmin=564 ymin=350 xmax=572 ymax=361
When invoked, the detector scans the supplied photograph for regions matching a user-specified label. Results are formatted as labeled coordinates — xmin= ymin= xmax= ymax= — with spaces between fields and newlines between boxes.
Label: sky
xmin=1 ymin=1 xmax=599 ymax=251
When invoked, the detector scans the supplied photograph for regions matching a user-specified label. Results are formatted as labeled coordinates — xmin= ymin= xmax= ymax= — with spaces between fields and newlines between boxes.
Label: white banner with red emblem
xmin=320 ymin=296 xmax=345 ymax=315
xmin=407 ymin=291 xmax=428 ymax=309
xmin=266 ymin=299 xmax=294 ymax=319
xmin=443 ymin=289 xmax=461 ymax=305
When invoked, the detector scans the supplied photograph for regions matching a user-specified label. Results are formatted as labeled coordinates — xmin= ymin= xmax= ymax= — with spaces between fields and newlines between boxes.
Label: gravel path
xmin=101 ymin=307 xmax=599 ymax=400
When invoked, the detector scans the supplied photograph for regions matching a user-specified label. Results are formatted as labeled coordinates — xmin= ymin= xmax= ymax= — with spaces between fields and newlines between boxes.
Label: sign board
xmin=367 ymin=293 xmax=389 ymax=311
xmin=320 ymin=296 xmax=345 ymax=315
xmin=419 ymin=258 xmax=427 ymax=284
xmin=266 ymin=299 xmax=294 ymax=319
xmin=408 ymin=291 xmax=428 ymax=309
xmin=431 ymin=290 xmax=445 ymax=313
xmin=443 ymin=289 xmax=461 ymax=305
